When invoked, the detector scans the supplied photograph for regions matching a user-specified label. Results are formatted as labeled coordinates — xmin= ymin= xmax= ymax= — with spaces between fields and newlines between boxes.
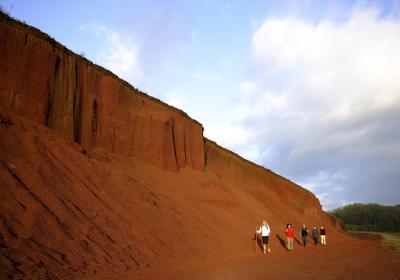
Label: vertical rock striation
xmin=0 ymin=13 xmax=204 ymax=172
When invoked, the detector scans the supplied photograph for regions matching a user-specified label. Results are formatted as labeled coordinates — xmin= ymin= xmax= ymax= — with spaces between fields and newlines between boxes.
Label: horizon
xmin=1 ymin=0 xmax=399 ymax=210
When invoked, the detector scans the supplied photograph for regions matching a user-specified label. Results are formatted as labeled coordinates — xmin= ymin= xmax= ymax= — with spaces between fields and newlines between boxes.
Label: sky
xmin=1 ymin=0 xmax=400 ymax=209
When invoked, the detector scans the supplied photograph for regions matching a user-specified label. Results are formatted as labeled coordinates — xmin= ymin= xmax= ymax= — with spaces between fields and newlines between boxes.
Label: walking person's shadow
xmin=275 ymin=234 xmax=287 ymax=250
xmin=252 ymin=233 xmax=264 ymax=252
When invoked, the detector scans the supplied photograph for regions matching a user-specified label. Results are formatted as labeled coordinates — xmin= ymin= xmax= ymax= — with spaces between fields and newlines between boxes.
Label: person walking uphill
xmin=256 ymin=220 xmax=271 ymax=254
xmin=320 ymin=226 xmax=327 ymax=245
xmin=285 ymin=224 xmax=294 ymax=251
xmin=301 ymin=225 xmax=309 ymax=247
xmin=312 ymin=227 xmax=318 ymax=245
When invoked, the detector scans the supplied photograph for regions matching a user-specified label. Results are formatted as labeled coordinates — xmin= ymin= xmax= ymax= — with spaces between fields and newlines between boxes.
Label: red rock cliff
xmin=0 ymin=13 xmax=204 ymax=172
xmin=0 ymin=11 xmax=341 ymax=224
xmin=205 ymin=139 xmax=340 ymax=227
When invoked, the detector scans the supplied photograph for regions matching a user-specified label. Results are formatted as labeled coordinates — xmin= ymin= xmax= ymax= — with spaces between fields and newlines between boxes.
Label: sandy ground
xmin=1 ymin=112 xmax=399 ymax=280
xmin=136 ymin=234 xmax=400 ymax=280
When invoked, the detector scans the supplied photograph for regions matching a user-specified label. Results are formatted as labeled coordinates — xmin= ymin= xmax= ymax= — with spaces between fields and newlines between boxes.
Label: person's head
xmin=313 ymin=226 xmax=317 ymax=229
xmin=287 ymin=223 xmax=292 ymax=229
xmin=263 ymin=220 xmax=267 ymax=226
xmin=302 ymin=224 xmax=306 ymax=229
xmin=321 ymin=225 xmax=324 ymax=229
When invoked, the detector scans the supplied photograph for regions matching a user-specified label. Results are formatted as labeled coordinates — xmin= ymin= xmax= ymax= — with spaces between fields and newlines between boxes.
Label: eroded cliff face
xmin=0 ymin=13 xmax=204 ymax=172
xmin=205 ymin=139 xmax=340 ymax=227
xmin=0 ymin=11 xmax=340 ymax=224
xmin=0 ymin=10 xmax=341 ymax=221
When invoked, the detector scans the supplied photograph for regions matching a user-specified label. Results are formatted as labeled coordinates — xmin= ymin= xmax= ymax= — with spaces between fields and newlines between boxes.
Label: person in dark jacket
xmin=311 ymin=226 xmax=318 ymax=245
xmin=301 ymin=225 xmax=309 ymax=247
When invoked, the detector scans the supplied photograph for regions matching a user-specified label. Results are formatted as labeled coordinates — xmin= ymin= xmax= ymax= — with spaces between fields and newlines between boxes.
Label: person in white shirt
xmin=256 ymin=220 xmax=271 ymax=254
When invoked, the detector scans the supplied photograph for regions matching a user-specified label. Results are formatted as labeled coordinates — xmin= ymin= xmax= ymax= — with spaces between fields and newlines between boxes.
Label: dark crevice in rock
xmin=54 ymin=56 xmax=60 ymax=79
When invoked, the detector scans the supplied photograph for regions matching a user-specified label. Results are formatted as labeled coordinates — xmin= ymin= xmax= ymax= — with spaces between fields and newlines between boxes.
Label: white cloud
xmin=228 ymin=8 xmax=400 ymax=209
xmin=165 ymin=89 xmax=185 ymax=109
xmin=82 ymin=24 xmax=144 ymax=85
xmin=205 ymin=122 xmax=249 ymax=147
xmin=205 ymin=123 xmax=261 ymax=161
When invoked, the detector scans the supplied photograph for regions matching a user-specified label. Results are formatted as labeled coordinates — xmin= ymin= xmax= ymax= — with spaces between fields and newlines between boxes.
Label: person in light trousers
xmin=320 ymin=226 xmax=327 ymax=245
xmin=285 ymin=224 xmax=294 ymax=251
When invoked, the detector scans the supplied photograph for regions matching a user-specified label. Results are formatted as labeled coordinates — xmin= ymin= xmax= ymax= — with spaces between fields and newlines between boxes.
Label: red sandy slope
xmin=1 ymin=112 xmax=399 ymax=280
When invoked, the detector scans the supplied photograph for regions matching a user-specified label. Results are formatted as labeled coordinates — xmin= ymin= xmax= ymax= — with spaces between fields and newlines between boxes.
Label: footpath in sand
xmin=138 ymin=234 xmax=400 ymax=280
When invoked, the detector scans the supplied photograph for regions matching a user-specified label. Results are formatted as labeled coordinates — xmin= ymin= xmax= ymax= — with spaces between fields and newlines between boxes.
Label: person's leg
xmin=262 ymin=236 xmax=267 ymax=253
xmin=287 ymin=237 xmax=292 ymax=250
xmin=321 ymin=235 xmax=326 ymax=245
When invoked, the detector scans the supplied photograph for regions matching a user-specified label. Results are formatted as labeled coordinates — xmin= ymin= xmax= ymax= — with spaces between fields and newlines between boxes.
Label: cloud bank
xmin=232 ymin=8 xmax=400 ymax=209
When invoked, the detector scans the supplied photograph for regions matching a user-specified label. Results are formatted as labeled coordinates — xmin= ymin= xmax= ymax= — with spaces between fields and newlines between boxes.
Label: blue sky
xmin=1 ymin=0 xmax=400 ymax=209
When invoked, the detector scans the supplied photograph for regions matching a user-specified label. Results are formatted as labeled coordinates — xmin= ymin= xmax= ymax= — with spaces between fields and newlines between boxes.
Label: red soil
xmin=140 ymin=236 xmax=400 ymax=280
xmin=1 ymin=112 xmax=399 ymax=280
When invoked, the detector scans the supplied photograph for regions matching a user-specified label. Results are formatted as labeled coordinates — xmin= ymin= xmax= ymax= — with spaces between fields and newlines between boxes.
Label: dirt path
xmin=138 ymin=236 xmax=400 ymax=280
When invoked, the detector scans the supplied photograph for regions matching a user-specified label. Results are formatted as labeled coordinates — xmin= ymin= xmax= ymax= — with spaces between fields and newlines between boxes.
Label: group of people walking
xmin=256 ymin=220 xmax=327 ymax=254
xmin=295 ymin=224 xmax=327 ymax=248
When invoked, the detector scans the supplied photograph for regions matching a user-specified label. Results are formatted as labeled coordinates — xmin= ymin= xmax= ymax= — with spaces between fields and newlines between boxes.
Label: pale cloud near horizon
xmin=221 ymin=8 xmax=400 ymax=209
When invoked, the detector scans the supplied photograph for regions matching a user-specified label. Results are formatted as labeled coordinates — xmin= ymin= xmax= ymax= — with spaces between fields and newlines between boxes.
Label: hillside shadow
xmin=295 ymin=237 xmax=302 ymax=246
xmin=275 ymin=234 xmax=287 ymax=250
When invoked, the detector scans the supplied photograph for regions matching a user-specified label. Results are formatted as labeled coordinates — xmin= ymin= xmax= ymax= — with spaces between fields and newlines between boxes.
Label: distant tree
xmin=330 ymin=203 xmax=400 ymax=232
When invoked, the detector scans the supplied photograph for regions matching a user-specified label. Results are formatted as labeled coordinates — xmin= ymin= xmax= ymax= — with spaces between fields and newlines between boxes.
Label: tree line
xmin=330 ymin=203 xmax=400 ymax=232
